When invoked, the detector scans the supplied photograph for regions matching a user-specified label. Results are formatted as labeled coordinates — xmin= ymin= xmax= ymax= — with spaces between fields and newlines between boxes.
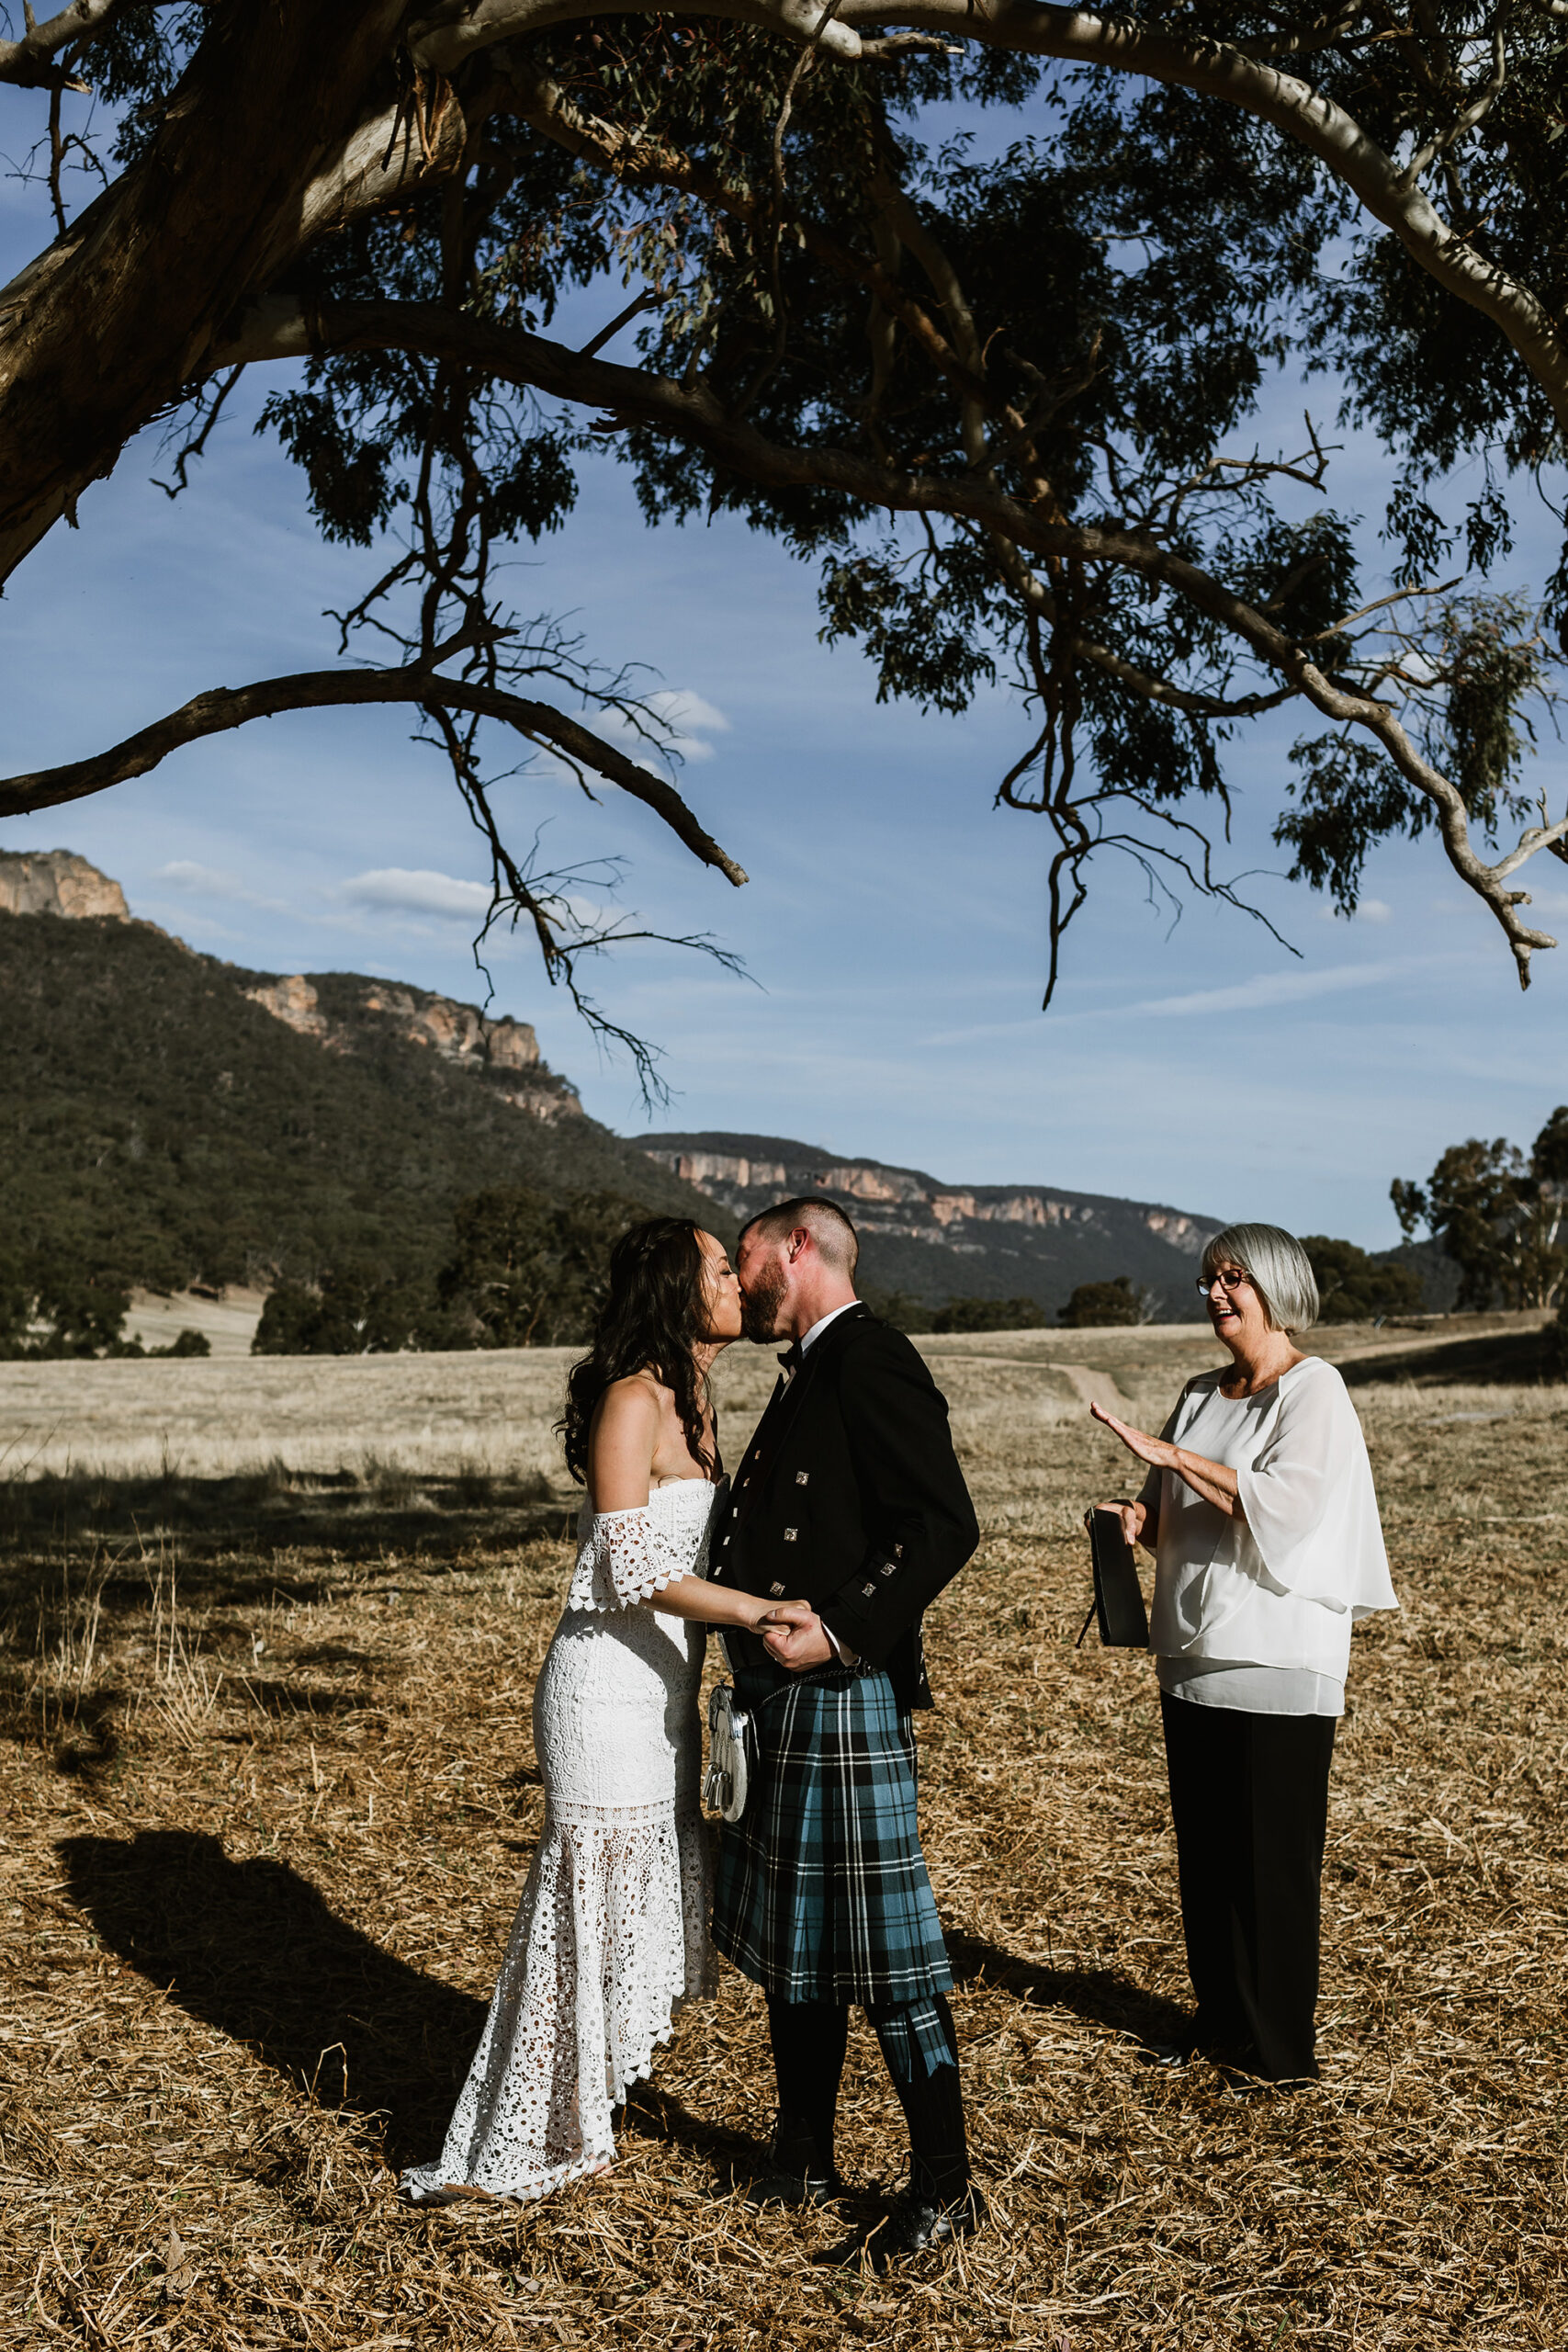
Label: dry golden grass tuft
xmin=2 ymin=1329 xmax=1565 ymax=2347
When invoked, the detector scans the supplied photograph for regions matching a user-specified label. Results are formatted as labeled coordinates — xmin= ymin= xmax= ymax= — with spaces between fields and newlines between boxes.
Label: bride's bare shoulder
xmin=592 ymin=1371 xmax=663 ymax=1430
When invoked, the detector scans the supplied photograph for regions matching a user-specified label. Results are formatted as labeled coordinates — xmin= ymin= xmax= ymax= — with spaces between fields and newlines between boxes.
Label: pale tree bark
xmin=0 ymin=0 xmax=1564 ymax=994
xmin=0 ymin=0 xmax=434 ymax=581
xmin=2 ymin=1 xmax=1565 ymax=591
xmin=115 ymin=291 xmax=1568 ymax=981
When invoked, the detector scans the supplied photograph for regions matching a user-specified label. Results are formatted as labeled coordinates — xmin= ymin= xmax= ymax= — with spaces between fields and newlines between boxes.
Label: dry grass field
xmin=2 ymin=1316 xmax=1565 ymax=2348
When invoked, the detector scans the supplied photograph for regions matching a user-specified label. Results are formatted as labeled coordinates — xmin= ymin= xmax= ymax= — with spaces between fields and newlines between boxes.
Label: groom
xmin=707 ymin=1196 xmax=982 ymax=2254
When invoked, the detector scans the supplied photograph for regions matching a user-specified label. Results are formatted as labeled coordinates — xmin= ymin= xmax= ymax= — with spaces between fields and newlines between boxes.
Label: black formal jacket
xmin=708 ymin=1303 xmax=978 ymax=1709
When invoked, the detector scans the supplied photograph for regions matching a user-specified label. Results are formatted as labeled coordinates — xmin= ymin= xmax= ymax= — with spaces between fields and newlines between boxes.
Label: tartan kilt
xmin=711 ymin=1665 xmax=953 ymax=2007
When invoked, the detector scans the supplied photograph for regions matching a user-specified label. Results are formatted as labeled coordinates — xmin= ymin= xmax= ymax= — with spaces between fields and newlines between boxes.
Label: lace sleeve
xmin=565 ymin=1506 xmax=688 ymax=1612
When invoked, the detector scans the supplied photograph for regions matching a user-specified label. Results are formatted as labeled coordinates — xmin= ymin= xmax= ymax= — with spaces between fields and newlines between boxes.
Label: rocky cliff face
xmin=244 ymin=971 xmax=580 ymax=1121
xmin=641 ymin=1130 xmax=1222 ymax=1317
xmin=242 ymin=971 xmax=572 ymax=1106
xmin=0 ymin=848 xmax=129 ymax=922
xmin=1 ymin=849 xmax=583 ymax=1125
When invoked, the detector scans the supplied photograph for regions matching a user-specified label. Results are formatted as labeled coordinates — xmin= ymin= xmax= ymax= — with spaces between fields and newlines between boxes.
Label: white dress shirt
xmin=798 ymin=1299 xmax=860 ymax=1357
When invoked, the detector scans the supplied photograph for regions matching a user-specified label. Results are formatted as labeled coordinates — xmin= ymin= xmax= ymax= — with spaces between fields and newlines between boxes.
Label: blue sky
xmin=4 ymin=85 xmax=1566 ymax=1247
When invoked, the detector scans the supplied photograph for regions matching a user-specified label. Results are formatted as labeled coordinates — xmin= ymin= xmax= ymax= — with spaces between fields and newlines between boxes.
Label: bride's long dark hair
xmin=559 ymin=1217 xmax=715 ymax=1487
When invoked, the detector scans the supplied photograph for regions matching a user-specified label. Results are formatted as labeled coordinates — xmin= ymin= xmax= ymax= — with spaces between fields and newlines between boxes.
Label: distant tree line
xmin=879 ymin=1246 xmax=1427 ymax=1337
xmin=253 ymin=1189 xmax=645 ymax=1354
xmin=2 ymin=1194 xmax=1447 ymax=1365
xmin=0 ymin=1261 xmax=209 ymax=1361
xmin=1393 ymin=1108 xmax=1568 ymax=1312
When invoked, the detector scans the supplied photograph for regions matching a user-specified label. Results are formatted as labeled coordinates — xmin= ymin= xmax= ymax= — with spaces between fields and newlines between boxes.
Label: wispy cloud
xmin=153 ymin=859 xmax=293 ymax=916
xmin=1126 ymin=961 xmax=1399 ymax=1018
xmin=340 ymin=867 xmax=491 ymax=921
xmin=565 ymin=686 xmax=733 ymax=768
xmin=923 ymin=955 xmax=1445 ymax=1045
xmin=1314 ymin=896 xmax=1391 ymax=925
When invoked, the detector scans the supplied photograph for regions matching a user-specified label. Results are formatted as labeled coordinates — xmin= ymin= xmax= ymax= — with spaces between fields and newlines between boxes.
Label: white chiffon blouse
xmin=1140 ymin=1357 xmax=1398 ymax=1694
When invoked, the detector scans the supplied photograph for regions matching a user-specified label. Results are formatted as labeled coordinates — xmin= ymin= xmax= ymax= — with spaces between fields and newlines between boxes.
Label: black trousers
xmin=1160 ymin=1690 xmax=1337 ymax=2083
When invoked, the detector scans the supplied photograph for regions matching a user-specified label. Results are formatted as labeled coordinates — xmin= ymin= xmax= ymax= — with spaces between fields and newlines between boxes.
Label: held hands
xmin=755 ymin=1598 xmax=833 ymax=1671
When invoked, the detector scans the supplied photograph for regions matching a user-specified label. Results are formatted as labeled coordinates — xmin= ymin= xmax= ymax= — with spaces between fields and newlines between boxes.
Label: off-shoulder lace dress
xmin=401 ymin=1477 xmax=724 ymax=2205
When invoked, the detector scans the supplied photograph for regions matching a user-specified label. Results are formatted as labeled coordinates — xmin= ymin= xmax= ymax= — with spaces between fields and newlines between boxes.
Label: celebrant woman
xmin=1090 ymin=1222 xmax=1397 ymax=2083
xmin=402 ymin=1219 xmax=802 ymax=2204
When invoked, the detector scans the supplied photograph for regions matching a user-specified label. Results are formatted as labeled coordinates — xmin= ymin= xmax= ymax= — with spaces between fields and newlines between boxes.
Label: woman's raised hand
xmin=1089 ymin=1399 xmax=1176 ymax=1468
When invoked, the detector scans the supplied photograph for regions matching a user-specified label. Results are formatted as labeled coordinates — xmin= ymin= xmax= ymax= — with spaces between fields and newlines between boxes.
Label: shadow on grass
xmin=1340 ymin=1327 xmax=1561 ymax=1389
xmin=0 ymin=1464 xmax=567 ymax=1572
xmin=59 ymin=1828 xmax=486 ymax=2171
xmin=946 ymin=1928 xmax=1191 ymax=2047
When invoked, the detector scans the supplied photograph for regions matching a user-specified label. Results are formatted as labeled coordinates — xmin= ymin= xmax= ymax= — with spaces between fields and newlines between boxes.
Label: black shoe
xmin=874 ymin=2182 xmax=986 ymax=2258
xmin=745 ymin=2140 xmax=845 ymax=2209
xmin=1139 ymin=2036 xmax=1193 ymax=2069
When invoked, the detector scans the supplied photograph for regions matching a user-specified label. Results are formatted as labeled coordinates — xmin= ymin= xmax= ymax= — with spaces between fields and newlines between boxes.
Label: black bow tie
xmin=778 ymin=1340 xmax=804 ymax=1377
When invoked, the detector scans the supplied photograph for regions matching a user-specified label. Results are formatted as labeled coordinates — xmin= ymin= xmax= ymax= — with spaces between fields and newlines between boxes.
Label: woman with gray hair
xmin=1090 ymin=1222 xmax=1397 ymax=2083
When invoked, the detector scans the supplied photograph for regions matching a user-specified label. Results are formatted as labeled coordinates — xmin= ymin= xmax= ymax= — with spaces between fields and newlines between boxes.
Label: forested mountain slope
xmin=2 ymin=910 xmax=719 ymax=1291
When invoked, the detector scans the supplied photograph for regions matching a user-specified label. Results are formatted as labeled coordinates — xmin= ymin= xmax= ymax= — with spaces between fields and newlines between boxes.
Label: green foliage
xmin=1058 ymin=1277 xmax=1142 ymax=1329
xmin=0 ymin=1254 xmax=130 ymax=1361
xmin=1299 ymin=1237 xmax=1424 ymax=1325
xmin=931 ymin=1295 xmax=1049 ymax=1334
xmin=0 ymin=912 xmax=716 ymax=1301
xmin=436 ymin=1187 xmax=643 ymax=1349
xmin=253 ymin=1266 xmax=457 ymax=1357
xmin=1277 ymin=737 xmax=1428 ymax=914
xmin=859 ymin=1285 xmax=928 ymax=1333
xmin=1393 ymin=1109 xmax=1568 ymax=1311
xmin=252 ymin=1187 xmax=648 ymax=1354
xmin=19 ymin=5 xmax=1568 ymax=1001
xmin=157 ymin=1328 xmax=211 ymax=1359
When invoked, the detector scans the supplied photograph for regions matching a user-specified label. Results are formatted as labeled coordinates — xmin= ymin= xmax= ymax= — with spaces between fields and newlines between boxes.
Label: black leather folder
xmin=1078 ymin=1508 xmax=1150 ymax=1649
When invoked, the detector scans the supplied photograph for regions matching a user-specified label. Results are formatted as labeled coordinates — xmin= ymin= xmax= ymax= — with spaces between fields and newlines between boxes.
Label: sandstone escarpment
xmin=0 ymin=848 xmax=129 ymax=922
xmin=640 ymin=1129 xmax=1223 ymax=1317
xmin=244 ymin=971 xmax=581 ymax=1120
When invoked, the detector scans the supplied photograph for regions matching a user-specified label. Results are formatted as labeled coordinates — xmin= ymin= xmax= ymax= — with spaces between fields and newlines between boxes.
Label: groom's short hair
xmin=740 ymin=1195 xmax=859 ymax=1277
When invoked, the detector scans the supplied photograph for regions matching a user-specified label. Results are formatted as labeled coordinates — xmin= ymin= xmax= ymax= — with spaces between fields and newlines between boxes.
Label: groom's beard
xmin=740 ymin=1265 xmax=787 ymax=1343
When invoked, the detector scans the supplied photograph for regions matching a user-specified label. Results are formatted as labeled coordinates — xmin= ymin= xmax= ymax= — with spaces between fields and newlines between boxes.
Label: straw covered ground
xmin=2 ymin=1322 xmax=1565 ymax=2348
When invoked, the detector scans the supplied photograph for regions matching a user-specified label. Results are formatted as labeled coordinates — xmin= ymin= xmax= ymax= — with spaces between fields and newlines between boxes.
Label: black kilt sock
xmin=869 ymin=1994 xmax=970 ymax=2203
xmin=766 ymin=1996 xmax=849 ymax=2174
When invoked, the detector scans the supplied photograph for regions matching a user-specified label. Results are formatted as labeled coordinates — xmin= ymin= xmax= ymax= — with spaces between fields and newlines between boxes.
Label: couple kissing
xmin=402 ymin=1199 xmax=983 ymax=2256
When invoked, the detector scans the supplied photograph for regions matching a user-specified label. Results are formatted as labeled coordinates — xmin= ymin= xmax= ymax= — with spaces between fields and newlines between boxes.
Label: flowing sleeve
xmin=1235 ymin=1363 xmax=1396 ymax=1616
xmin=565 ymin=1506 xmax=686 ymax=1612
xmin=1137 ymin=1388 xmax=1191 ymax=1517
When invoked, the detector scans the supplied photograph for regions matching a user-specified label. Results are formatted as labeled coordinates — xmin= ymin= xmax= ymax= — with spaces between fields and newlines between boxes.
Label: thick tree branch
xmin=0 ymin=0 xmax=421 ymax=587
xmin=217 ymin=291 xmax=1554 ymax=980
xmin=0 ymin=663 xmax=750 ymax=888
xmin=843 ymin=3 xmax=1568 ymax=435
xmin=502 ymin=61 xmax=987 ymax=405
xmin=0 ymin=0 xmax=141 ymax=89
xmin=406 ymin=0 xmax=1568 ymax=435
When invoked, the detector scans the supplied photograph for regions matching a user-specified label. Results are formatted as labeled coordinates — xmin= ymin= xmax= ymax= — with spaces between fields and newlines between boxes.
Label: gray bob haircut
xmin=1201 ymin=1223 xmax=1320 ymax=1334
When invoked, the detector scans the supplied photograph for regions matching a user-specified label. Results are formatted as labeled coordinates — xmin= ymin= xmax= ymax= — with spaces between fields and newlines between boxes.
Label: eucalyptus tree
xmin=3 ymin=3 xmax=1567 ymax=1055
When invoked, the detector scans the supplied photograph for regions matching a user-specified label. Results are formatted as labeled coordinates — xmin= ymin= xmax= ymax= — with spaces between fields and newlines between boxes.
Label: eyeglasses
xmin=1195 ymin=1269 xmax=1252 ymax=1298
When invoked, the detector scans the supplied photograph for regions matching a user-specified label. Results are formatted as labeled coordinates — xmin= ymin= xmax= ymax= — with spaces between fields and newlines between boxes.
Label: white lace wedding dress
xmin=401 ymin=1477 xmax=723 ymax=2205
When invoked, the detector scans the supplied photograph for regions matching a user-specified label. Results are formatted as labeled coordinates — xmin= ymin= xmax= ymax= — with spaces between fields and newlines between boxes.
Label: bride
xmin=402 ymin=1217 xmax=793 ymax=2205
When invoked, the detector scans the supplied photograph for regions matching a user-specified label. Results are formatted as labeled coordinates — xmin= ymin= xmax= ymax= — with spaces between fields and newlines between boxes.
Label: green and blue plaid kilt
xmin=711 ymin=1665 xmax=953 ymax=2007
